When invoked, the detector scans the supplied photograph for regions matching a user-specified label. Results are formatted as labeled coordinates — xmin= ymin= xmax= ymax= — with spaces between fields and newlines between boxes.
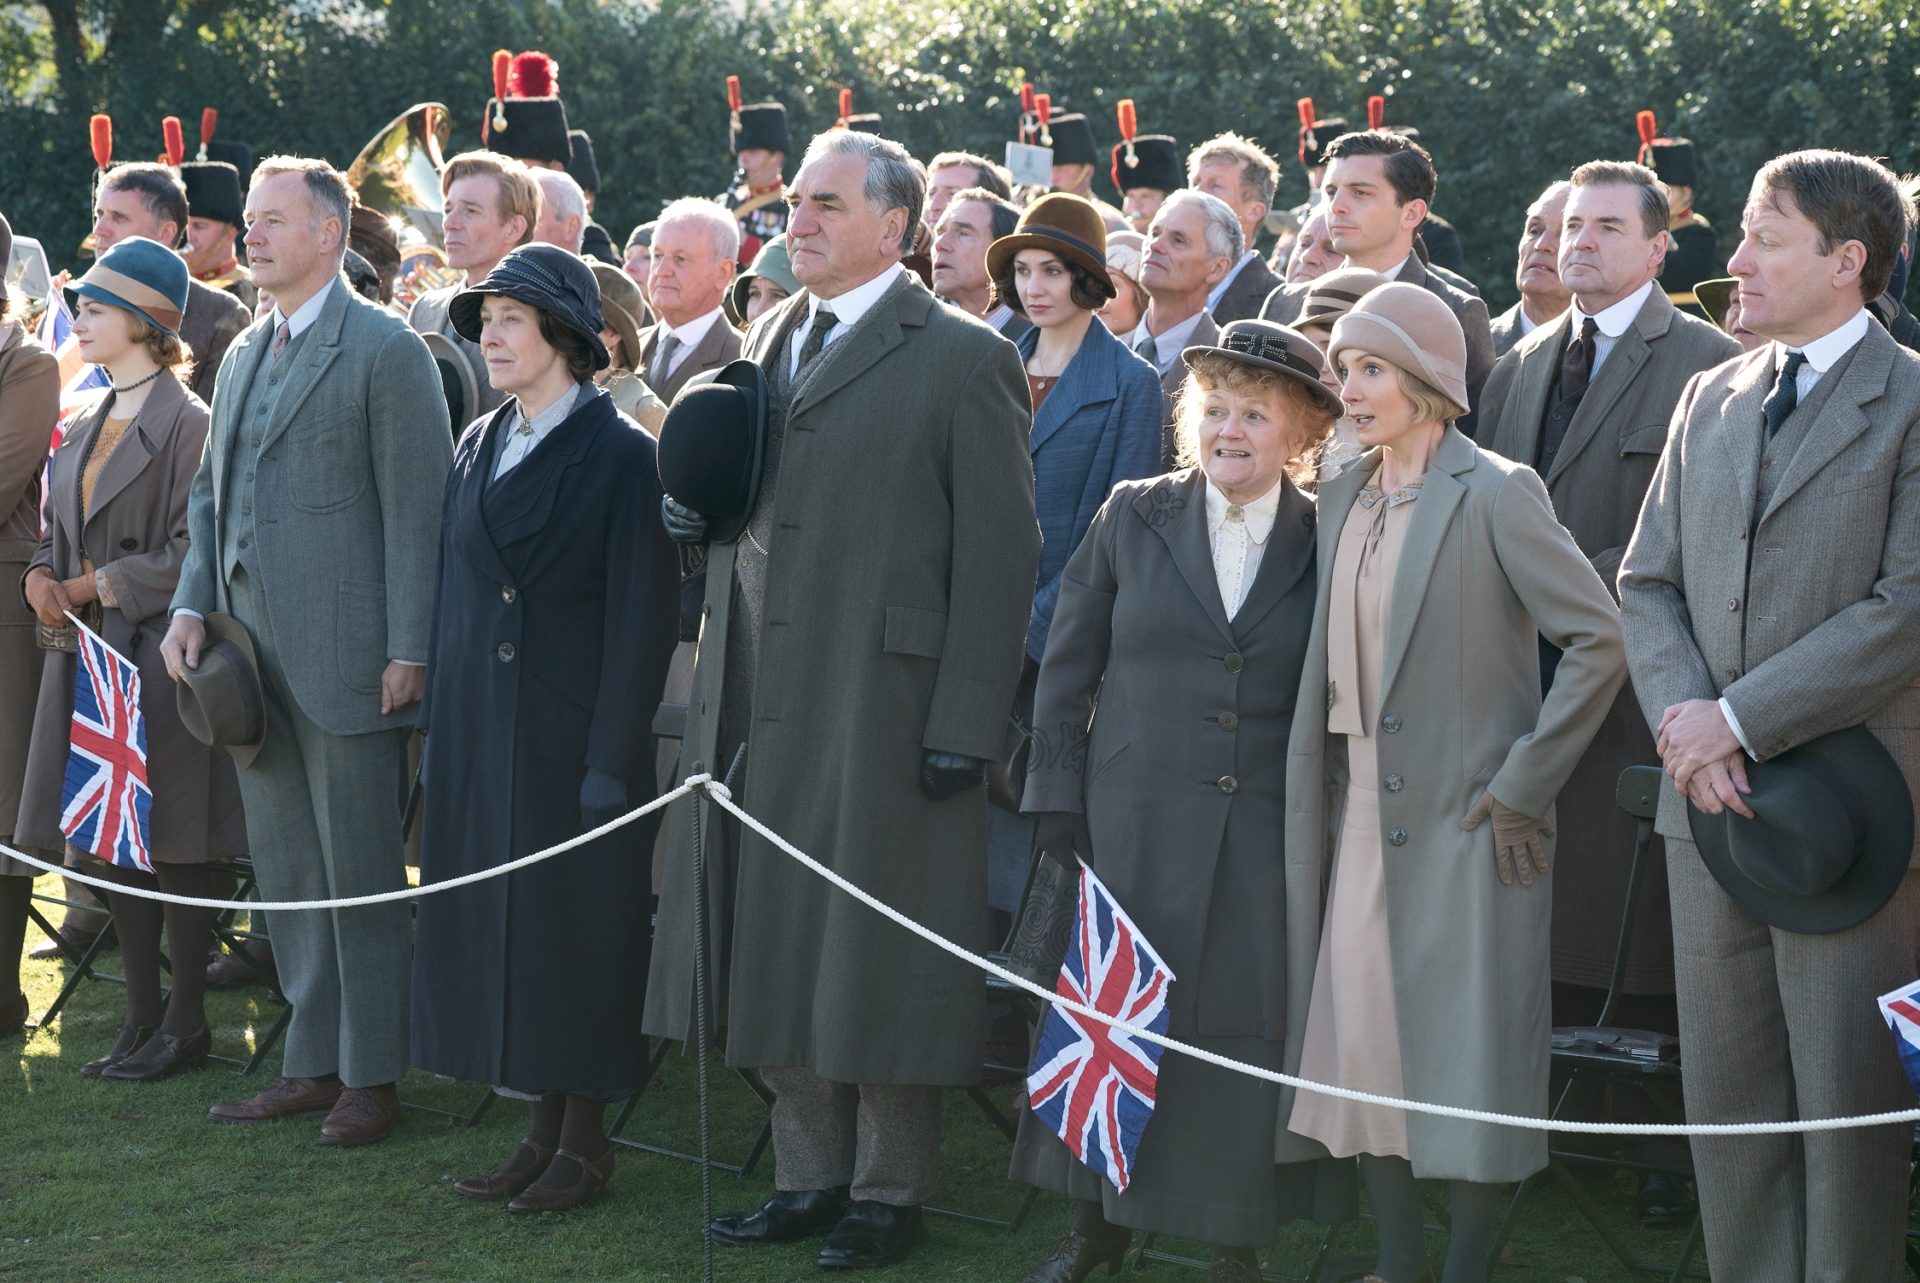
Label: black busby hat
xmin=1688 ymin=725 xmax=1914 ymax=934
xmin=1048 ymin=112 xmax=1098 ymax=168
xmin=728 ymin=76 xmax=792 ymax=154
xmin=1637 ymin=110 xmax=1698 ymax=188
xmin=481 ymin=50 xmax=574 ymax=168
xmin=179 ymin=161 xmax=245 ymax=229
xmin=566 ymin=129 xmax=600 ymax=194
xmin=1296 ymin=98 xmax=1348 ymax=170
xmin=658 ymin=360 xmax=769 ymax=547
xmin=1109 ymin=100 xmax=1182 ymax=194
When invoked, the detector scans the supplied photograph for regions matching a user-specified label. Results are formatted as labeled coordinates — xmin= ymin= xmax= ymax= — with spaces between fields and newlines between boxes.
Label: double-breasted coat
xmin=1479 ymin=288 xmax=1739 ymax=993
xmin=16 ymin=375 xmax=246 ymax=863
xmin=643 ymin=274 xmax=1041 ymax=1086
xmin=0 ymin=323 xmax=60 ymax=860
xmin=411 ymin=387 xmax=678 ymax=1094
xmin=1279 ymin=430 xmax=1625 ymax=1182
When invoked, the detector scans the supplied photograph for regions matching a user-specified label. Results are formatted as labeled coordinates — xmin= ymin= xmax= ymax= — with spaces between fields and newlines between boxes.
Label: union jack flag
xmin=1879 ymin=978 xmax=1920 ymax=1098
xmin=1025 ymin=864 xmax=1176 ymax=1193
xmin=59 ymin=618 xmax=152 ymax=872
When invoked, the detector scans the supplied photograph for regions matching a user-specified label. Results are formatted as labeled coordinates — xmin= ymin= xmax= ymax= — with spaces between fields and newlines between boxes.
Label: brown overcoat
xmin=643 ymin=275 xmax=1040 ymax=1085
xmin=15 ymin=375 xmax=245 ymax=863
xmin=0 ymin=323 xmax=60 ymax=852
xmin=1478 ymin=287 xmax=1739 ymax=992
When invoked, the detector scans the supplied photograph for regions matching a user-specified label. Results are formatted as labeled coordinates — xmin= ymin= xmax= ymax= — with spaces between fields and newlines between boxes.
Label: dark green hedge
xmin=6 ymin=0 xmax=1916 ymax=311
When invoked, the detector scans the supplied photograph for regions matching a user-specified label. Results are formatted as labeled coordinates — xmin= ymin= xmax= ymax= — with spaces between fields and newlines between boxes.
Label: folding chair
xmin=1488 ymin=765 xmax=1705 ymax=1280
xmin=25 ymin=878 xmax=122 ymax=1028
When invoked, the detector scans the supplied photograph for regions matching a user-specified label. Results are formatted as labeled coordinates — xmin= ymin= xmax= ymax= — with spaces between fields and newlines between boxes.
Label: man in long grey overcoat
xmin=162 ymin=157 xmax=450 ymax=1147
xmin=1619 ymin=149 xmax=1920 ymax=1281
xmin=644 ymin=130 xmax=1039 ymax=1269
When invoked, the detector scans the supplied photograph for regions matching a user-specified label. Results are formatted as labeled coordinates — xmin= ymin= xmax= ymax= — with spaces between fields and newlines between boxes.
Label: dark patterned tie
xmin=1763 ymin=350 xmax=1808 ymax=438
xmin=1536 ymin=317 xmax=1598 ymax=475
xmin=271 ymin=320 xmax=291 ymax=361
xmin=796 ymin=305 xmax=838 ymax=374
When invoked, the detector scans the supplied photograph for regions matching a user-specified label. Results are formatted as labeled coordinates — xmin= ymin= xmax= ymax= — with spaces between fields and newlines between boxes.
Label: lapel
xmin=788 ymin=272 xmax=922 ymax=419
xmin=1546 ymin=289 xmax=1672 ymax=484
xmin=1504 ymin=311 xmax=1569 ymax=466
xmin=481 ymin=387 xmax=606 ymax=559
xmin=1228 ymin=476 xmax=1317 ymax=640
xmin=1715 ymin=351 xmax=1776 ymax=531
xmin=1761 ymin=324 xmax=1892 ymax=523
xmin=48 ymin=397 xmax=107 ymax=556
xmin=1133 ymin=469 xmax=1235 ymax=645
xmin=1380 ymin=427 xmax=1476 ymax=700
xmin=215 ymin=317 xmax=275 ymax=484
xmin=1027 ymin=322 xmax=1119 ymax=455
xmin=258 ymin=282 xmax=349 ymax=453
xmin=449 ymin=402 xmax=519 ymax=585
xmin=82 ymin=375 xmax=182 ymax=533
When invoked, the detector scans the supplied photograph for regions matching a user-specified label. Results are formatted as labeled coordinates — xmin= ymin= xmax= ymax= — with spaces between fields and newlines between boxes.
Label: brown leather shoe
xmin=0 ymin=990 xmax=28 ymax=1038
xmin=207 ymin=940 xmax=277 ymax=992
xmin=208 ymin=1075 xmax=343 ymax=1124
xmin=28 ymin=924 xmax=104 ymax=962
xmin=454 ymin=1139 xmax=557 ymax=1201
xmin=318 ymin=1083 xmax=400 ymax=1147
xmin=506 ymin=1146 xmax=613 ymax=1213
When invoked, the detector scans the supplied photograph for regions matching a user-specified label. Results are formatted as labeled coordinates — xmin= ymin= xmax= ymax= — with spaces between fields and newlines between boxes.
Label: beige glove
xmin=1461 ymin=790 xmax=1553 ymax=888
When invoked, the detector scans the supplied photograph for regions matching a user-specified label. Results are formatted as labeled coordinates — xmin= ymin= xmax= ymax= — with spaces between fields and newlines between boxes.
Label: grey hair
xmin=654 ymin=196 xmax=743 ymax=264
xmin=536 ymin=171 xmax=587 ymax=251
xmin=1157 ymin=189 xmax=1245 ymax=261
xmin=252 ymin=156 xmax=351 ymax=261
xmin=800 ymin=129 xmax=927 ymax=253
xmin=1526 ymin=179 xmax=1573 ymax=220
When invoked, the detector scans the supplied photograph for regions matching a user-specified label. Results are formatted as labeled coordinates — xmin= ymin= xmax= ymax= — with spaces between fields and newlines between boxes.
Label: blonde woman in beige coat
xmin=1278 ymin=283 xmax=1624 ymax=1283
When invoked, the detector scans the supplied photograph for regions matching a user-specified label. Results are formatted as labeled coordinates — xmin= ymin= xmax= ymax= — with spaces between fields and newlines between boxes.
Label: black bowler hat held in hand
xmin=174 ymin=613 xmax=268 ymax=770
xmin=657 ymin=359 xmax=769 ymax=547
xmin=1687 ymin=725 xmax=1913 ymax=934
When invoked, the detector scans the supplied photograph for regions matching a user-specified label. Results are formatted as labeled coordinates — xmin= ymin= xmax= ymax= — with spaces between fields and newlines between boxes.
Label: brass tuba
xmin=346 ymin=102 xmax=460 ymax=308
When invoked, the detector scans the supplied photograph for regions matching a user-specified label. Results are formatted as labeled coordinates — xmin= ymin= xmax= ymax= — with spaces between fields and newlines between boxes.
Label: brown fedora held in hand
xmin=174 ymin=613 xmax=268 ymax=769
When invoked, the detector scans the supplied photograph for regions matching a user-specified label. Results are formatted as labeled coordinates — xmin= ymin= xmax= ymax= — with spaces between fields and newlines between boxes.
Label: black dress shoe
xmin=1021 ymin=1225 xmax=1131 ymax=1281
xmin=80 ymin=1022 xmax=158 ymax=1078
xmin=1637 ymin=1171 xmax=1696 ymax=1225
xmin=709 ymin=1186 xmax=850 ymax=1247
xmin=101 ymin=1027 xmax=212 ymax=1081
xmin=817 ymin=1201 xmax=925 ymax=1270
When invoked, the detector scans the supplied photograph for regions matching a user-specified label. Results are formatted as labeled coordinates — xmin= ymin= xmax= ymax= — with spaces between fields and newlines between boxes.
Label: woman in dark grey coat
xmin=410 ymin=246 xmax=677 ymax=1214
xmin=1011 ymin=320 xmax=1353 ymax=1283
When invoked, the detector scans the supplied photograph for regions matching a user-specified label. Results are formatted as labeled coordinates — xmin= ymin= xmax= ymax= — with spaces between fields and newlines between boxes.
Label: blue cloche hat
xmin=63 ymin=236 xmax=189 ymax=336
xmin=448 ymin=243 xmax=610 ymax=372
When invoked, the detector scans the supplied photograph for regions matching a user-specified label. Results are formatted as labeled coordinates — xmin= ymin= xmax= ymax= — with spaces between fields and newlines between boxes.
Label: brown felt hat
xmin=174 ymin=613 xmax=267 ymax=769
xmin=1327 ymin=281 xmax=1470 ymax=420
xmin=591 ymin=262 xmax=645 ymax=373
xmin=985 ymin=193 xmax=1115 ymax=299
xmin=1297 ymin=266 xmax=1395 ymax=340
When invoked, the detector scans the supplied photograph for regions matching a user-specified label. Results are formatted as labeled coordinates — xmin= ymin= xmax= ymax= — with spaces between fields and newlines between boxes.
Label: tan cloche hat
xmin=1326 ymin=281 xmax=1470 ymax=420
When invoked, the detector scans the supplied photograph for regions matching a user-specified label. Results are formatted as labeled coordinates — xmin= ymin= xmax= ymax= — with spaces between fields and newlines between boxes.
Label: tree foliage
xmin=5 ymin=0 xmax=1919 ymax=308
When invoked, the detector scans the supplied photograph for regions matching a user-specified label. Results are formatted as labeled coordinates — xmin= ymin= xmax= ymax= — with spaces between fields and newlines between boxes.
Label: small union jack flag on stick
xmin=1879 ymin=978 xmax=1920 ymax=1098
xmin=1026 ymin=864 xmax=1176 ymax=1193
xmin=59 ymin=614 xmax=152 ymax=873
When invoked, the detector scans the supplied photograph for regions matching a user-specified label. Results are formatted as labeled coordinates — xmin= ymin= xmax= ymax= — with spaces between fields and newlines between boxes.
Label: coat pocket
xmin=882 ymin=604 xmax=947 ymax=659
xmin=336 ymin=578 xmax=388 ymax=695
xmin=288 ymin=411 xmax=370 ymax=513
xmin=1617 ymin=422 xmax=1668 ymax=456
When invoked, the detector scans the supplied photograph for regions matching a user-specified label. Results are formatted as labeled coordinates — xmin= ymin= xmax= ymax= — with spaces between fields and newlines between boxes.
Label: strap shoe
xmin=102 ymin=1026 xmax=211 ymax=1081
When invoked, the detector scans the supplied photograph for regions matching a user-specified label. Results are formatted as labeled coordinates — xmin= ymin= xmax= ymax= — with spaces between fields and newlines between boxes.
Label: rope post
xmin=689 ymin=760 xmax=715 ymax=1283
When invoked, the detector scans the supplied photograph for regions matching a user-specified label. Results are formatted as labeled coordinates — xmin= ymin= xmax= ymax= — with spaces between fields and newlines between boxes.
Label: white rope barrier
xmin=13 ymin=771 xmax=1920 ymax=1138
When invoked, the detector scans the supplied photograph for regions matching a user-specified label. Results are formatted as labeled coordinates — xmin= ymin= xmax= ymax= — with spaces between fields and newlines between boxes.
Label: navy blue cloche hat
xmin=64 ymin=236 xmax=190 ymax=337
xmin=449 ymin=243 xmax=610 ymax=372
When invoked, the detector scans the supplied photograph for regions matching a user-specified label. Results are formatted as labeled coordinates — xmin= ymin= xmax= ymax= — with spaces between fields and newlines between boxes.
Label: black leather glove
xmin=920 ymin=751 xmax=986 ymax=801
xmin=580 ymin=767 xmax=629 ymax=830
xmin=661 ymin=496 xmax=709 ymax=545
xmin=1031 ymin=811 xmax=1093 ymax=867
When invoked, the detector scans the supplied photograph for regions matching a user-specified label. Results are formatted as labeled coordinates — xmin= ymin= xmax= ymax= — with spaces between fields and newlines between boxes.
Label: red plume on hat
xmin=837 ymin=87 xmax=853 ymax=128
xmin=90 ymin=113 xmax=113 ymax=172
xmin=198 ymin=107 xmax=217 ymax=162
xmin=1636 ymin=108 xmax=1659 ymax=165
xmin=726 ymin=74 xmax=744 ymax=144
xmin=1367 ymin=94 xmax=1386 ymax=131
xmin=1034 ymin=91 xmax=1053 ymax=147
xmin=1019 ymin=82 xmax=1038 ymax=146
xmin=508 ymin=51 xmax=557 ymax=98
xmin=1296 ymin=97 xmax=1317 ymax=165
xmin=1112 ymin=99 xmax=1139 ymax=189
xmin=489 ymin=49 xmax=511 ymax=132
xmin=162 ymin=116 xmax=185 ymax=167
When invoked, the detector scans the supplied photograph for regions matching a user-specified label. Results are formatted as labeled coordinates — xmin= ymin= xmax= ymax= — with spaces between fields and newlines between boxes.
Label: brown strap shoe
xmin=208 ymin=1075 xmax=343 ymax=1123
xmin=506 ymin=1147 xmax=614 ymax=1214
xmin=454 ymin=1139 xmax=557 ymax=1201
xmin=319 ymin=1084 xmax=400 ymax=1147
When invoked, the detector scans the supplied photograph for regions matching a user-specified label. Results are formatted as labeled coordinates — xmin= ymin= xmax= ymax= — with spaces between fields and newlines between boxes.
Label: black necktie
xmin=1537 ymin=317 xmax=1598 ymax=474
xmin=1763 ymin=350 xmax=1809 ymax=438
xmin=796 ymin=306 xmax=838 ymax=374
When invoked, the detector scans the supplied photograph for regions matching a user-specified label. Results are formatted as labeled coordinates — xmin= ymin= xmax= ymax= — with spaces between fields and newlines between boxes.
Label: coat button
xmin=1728 ymin=597 xmax=1740 ymax=612
xmin=1760 ymin=457 xmax=1772 ymax=470
xmin=1387 ymin=827 xmax=1408 ymax=846
xmin=1223 ymin=654 xmax=1244 ymax=673
xmin=496 ymin=642 xmax=515 ymax=662
xmin=1217 ymin=775 xmax=1238 ymax=795
xmin=119 ymin=538 xmax=137 ymax=551
xmin=1218 ymin=711 xmax=1239 ymax=731
xmin=1381 ymin=714 xmax=1402 ymax=733
xmin=1384 ymin=773 xmax=1403 ymax=792
xmin=501 ymin=586 xmax=517 ymax=603
xmin=1725 ymin=668 xmax=1738 ymax=681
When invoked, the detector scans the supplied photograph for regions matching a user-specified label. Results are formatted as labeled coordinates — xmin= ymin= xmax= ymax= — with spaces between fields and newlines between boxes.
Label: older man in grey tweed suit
xmin=163 ymin=157 xmax=450 ymax=1147
xmin=1619 ymin=149 xmax=1920 ymax=1282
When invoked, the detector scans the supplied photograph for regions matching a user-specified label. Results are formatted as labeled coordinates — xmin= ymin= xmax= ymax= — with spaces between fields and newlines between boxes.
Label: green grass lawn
xmin=2 ymin=875 xmax=1714 ymax=1283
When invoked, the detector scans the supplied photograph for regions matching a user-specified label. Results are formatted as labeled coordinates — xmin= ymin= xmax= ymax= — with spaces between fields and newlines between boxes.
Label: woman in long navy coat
xmin=411 ymin=246 xmax=678 ymax=1214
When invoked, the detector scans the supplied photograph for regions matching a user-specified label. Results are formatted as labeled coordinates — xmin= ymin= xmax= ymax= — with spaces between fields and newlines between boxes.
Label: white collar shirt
xmin=659 ymin=306 xmax=726 ymax=378
xmin=493 ymin=381 xmax=586 ymax=481
xmin=1128 ymin=309 xmax=1206 ymax=375
xmin=269 ymin=278 xmax=337 ymax=343
xmin=788 ymin=264 xmax=905 ymax=380
xmin=1776 ymin=307 xmax=1873 ymax=400
xmin=1203 ymin=475 xmax=1285 ymax=618
xmin=1571 ymin=279 xmax=1654 ymax=375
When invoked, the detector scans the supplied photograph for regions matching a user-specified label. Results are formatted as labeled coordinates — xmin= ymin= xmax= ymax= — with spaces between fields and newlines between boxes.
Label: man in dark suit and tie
xmin=633 ymin=197 xmax=744 ymax=403
xmin=1619 ymin=149 xmax=1920 ymax=1280
xmin=163 ymin=156 xmax=451 ymax=1147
